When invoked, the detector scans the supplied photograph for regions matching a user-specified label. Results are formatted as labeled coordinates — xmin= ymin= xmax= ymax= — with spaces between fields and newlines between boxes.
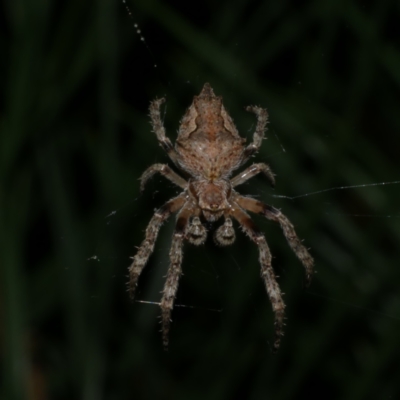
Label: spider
xmin=128 ymin=83 xmax=314 ymax=351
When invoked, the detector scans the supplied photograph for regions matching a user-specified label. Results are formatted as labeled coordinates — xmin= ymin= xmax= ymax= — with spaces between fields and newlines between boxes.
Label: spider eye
xmin=186 ymin=217 xmax=207 ymax=246
xmin=214 ymin=218 xmax=236 ymax=246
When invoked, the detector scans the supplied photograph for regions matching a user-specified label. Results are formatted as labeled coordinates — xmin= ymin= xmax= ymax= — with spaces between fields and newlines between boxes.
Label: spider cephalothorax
xmin=129 ymin=83 xmax=314 ymax=351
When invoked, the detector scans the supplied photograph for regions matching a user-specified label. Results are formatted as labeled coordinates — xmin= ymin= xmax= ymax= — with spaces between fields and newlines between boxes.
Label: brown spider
xmin=128 ymin=83 xmax=314 ymax=351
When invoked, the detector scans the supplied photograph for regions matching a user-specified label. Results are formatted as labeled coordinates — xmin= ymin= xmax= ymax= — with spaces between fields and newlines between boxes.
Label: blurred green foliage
xmin=1 ymin=0 xmax=400 ymax=399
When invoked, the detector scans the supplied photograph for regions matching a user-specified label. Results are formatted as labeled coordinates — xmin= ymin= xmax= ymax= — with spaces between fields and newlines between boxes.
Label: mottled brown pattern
xmin=176 ymin=84 xmax=244 ymax=179
xmin=128 ymin=83 xmax=314 ymax=351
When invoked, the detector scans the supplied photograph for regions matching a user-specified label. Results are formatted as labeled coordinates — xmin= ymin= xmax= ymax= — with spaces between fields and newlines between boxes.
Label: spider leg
xmin=128 ymin=195 xmax=186 ymax=299
xmin=140 ymin=163 xmax=187 ymax=192
xmin=242 ymin=105 xmax=269 ymax=162
xmin=230 ymin=205 xmax=285 ymax=352
xmin=149 ymin=98 xmax=179 ymax=165
xmin=231 ymin=163 xmax=275 ymax=188
xmin=235 ymin=195 xmax=314 ymax=286
xmin=160 ymin=205 xmax=193 ymax=349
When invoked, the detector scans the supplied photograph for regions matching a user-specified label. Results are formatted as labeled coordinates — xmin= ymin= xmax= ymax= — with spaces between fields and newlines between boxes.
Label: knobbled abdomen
xmin=176 ymin=138 xmax=244 ymax=179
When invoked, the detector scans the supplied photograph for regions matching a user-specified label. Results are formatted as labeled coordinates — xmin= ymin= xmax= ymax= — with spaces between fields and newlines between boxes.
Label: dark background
xmin=1 ymin=0 xmax=400 ymax=399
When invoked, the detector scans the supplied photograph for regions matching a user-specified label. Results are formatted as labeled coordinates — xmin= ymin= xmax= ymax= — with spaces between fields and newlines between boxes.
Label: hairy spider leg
xmin=235 ymin=195 xmax=314 ymax=286
xmin=230 ymin=205 xmax=285 ymax=352
xmin=231 ymin=162 xmax=275 ymax=188
xmin=128 ymin=195 xmax=186 ymax=299
xmin=149 ymin=98 xmax=179 ymax=165
xmin=242 ymin=105 xmax=269 ymax=162
xmin=140 ymin=163 xmax=187 ymax=192
xmin=160 ymin=204 xmax=194 ymax=349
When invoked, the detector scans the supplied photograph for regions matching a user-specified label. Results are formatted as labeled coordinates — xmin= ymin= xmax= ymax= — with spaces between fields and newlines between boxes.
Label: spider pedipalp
xmin=186 ymin=216 xmax=207 ymax=245
xmin=214 ymin=217 xmax=235 ymax=246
